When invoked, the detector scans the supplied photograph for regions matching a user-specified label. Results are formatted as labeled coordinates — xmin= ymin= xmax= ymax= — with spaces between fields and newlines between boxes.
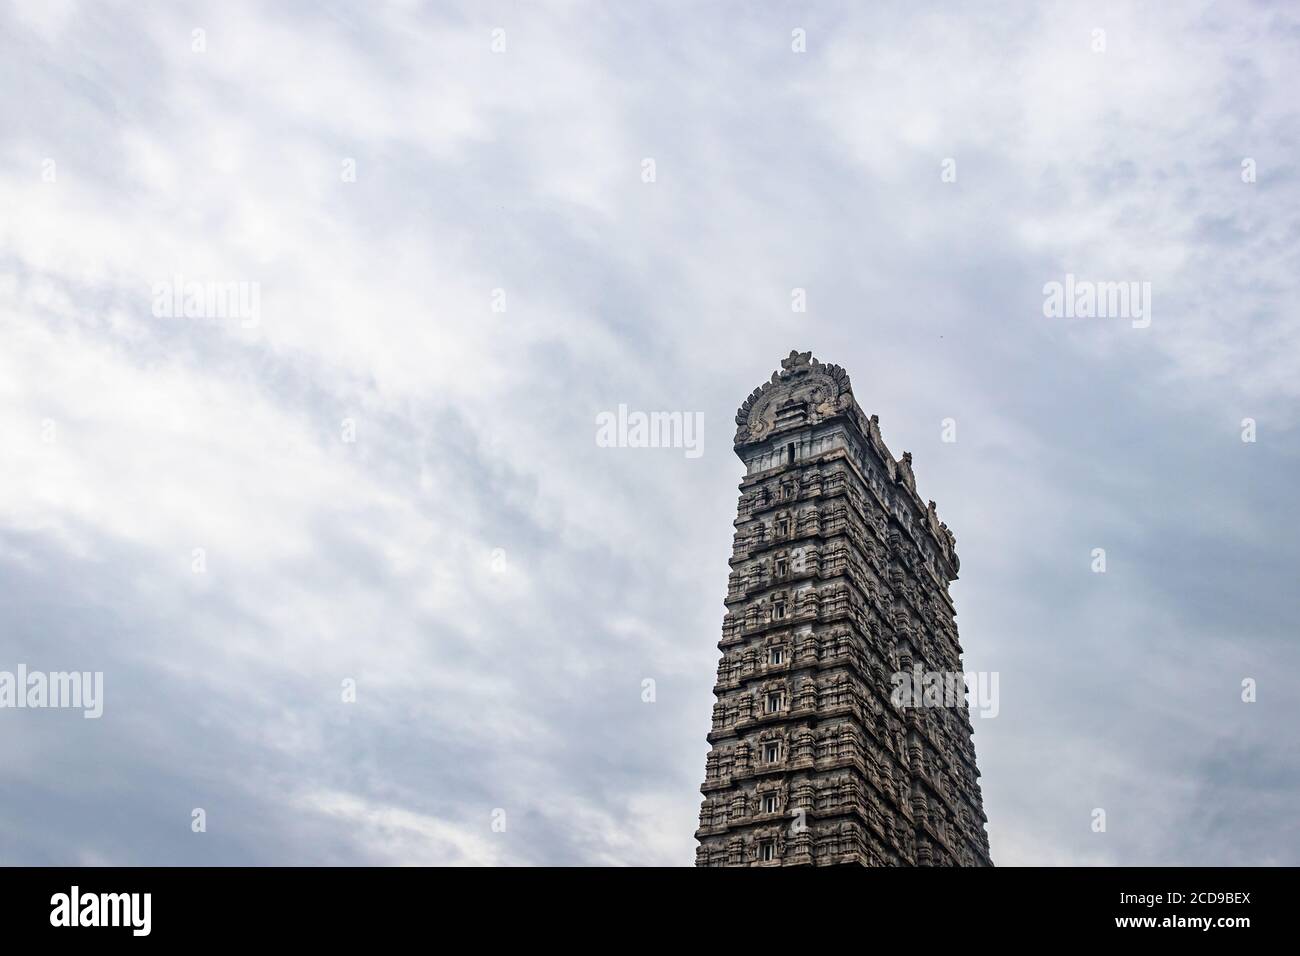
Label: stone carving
xmin=735 ymin=350 xmax=854 ymax=446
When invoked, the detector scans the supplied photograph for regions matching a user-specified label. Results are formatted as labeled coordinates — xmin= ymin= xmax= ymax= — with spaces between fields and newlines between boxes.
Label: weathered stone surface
xmin=696 ymin=351 xmax=992 ymax=867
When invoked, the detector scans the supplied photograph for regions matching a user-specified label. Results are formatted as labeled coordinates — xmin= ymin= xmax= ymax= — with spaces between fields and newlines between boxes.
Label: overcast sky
xmin=2 ymin=0 xmax=1298 ymax=866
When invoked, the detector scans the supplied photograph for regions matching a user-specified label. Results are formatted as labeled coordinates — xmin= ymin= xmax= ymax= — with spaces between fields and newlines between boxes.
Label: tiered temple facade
xmin=695 ymin=351 xmax=993 ymax=867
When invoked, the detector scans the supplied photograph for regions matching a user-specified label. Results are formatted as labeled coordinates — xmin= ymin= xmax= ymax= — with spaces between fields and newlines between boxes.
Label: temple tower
xmin=695 ymin=351 xmax=993 ymax=866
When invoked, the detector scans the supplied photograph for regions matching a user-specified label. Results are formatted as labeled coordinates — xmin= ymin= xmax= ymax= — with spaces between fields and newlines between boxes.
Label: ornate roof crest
xmin=735 ymin=351 xmax=854 ymax=446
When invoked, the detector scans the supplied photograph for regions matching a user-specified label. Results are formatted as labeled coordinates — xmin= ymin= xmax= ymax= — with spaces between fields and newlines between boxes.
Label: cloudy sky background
xmin=1 ymin=0 xmax=1298 ymax=865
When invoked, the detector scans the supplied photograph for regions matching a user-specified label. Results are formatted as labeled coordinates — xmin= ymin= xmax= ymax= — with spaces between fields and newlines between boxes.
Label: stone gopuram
xmin=695 ymin=351 xmax=993 ymax=867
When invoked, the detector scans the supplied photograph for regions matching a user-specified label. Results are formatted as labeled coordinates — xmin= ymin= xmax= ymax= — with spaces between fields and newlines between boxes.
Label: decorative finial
xmin=780 ymin=350 xmax=814 ymax=373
